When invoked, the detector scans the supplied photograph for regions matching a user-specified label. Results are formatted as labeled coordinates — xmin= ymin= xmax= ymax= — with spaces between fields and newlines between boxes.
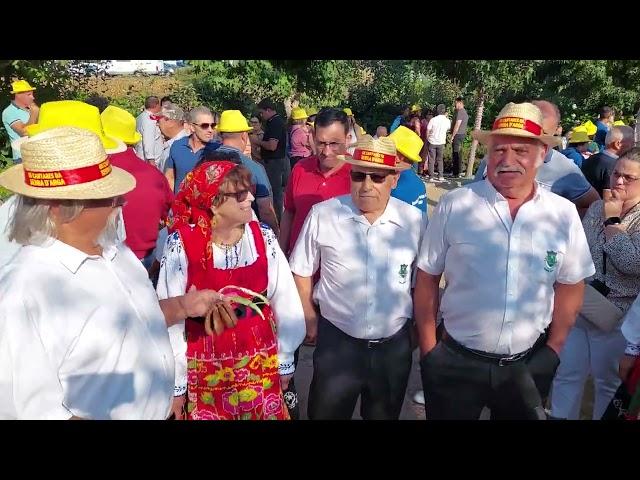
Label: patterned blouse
xmin=582 ymin=199 xmax=640 ymax=312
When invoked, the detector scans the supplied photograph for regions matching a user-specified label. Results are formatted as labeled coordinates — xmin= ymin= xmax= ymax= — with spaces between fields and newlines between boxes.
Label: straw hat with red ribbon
xmin=472 ymin=102 xmax=562 ymax=148
xmin=0 ymin=126 xmax=135 ymax=200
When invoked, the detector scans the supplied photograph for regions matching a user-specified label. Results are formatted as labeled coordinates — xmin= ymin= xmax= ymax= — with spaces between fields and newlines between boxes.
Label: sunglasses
xmin=223 ymin=189 xmax=252 ymax=202
xmin=193 ymin=122 xmax=217 ymax=130
xmin=350 ymin=171 xmax=391 ymax=183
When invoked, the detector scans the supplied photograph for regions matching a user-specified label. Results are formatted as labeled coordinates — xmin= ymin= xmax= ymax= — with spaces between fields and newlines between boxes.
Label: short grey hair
xmin=605 ymin=125 xmax=634 ymax=147
xmin=187 ymin=106 xmax=213 ymax=124
xmin=9 ymin=195 xmax=85 ymax=245
xmin=532 ymin=100 xmax=561 ymax=124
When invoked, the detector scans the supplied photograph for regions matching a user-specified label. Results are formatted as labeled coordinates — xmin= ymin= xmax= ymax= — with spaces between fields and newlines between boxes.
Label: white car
xmin=105 ymin=60 xmax=165 ymax=76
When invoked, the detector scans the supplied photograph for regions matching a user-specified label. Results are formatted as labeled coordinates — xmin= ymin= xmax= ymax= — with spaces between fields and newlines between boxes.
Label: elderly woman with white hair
xmin=0 ymin=127 xmax=230 ymax=420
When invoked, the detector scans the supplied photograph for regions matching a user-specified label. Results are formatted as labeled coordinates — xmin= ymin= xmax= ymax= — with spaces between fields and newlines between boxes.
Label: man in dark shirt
xmin=594 ymin=106 xmax=615 ymax=152
xmin=581 ymin=125 xmax=634 ymax=196
xmin=450 ymin=97 xmax=469 ymax=177
xmin=257 ymin=98 xmax=287 ymax=221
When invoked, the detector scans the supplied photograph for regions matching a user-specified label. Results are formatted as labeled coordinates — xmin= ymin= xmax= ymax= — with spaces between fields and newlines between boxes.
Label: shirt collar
xmin=313 ymin=157 xmax=351 ymax=178
xmin=337 ymin=195 xmax=406 ymax=228
xmin=47 ymin=239 xmax=118 ymax=274
xmin=482 ymin=178 xmax=542 ymax=206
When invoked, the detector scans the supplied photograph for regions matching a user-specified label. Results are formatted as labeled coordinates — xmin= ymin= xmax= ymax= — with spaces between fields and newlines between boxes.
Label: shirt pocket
xmin=530 ymin=230 xmax=567 ymax=284
xmin=387 ymin=246 xmax=417 ymax=292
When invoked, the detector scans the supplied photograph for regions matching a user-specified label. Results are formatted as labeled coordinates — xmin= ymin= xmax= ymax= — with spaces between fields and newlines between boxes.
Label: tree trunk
xmin=465 ymin=87 xmax=485 ymax=178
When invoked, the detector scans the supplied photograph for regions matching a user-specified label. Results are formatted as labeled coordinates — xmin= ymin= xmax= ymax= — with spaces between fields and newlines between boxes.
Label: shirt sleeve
xmin=253 ymin=163 xmax=272 ymax=198
xmin=283 ymin=167 xmax=296 ymax=213
xmin=156 ymin=231 xmax=188 ymax=396
xmin=417 ymin=194 xmax=450 ymax=275
xmin=262 ymin=120 xmax=276 ymax=141
xmin=556 ymin=205 xmax=596 ymax=284
xmin=0 ymin=295 xmax=73 ymax=419
xmin=288 ymin=204 xmax=321 ymax=277
xmin=622 ymin=295 xmax=640 ymax=350
xmin=551 ymin=158 xmax=592 ymax=201
xmin=165 ymin=143 xmax=176 ymax=171
xmin=261 ymin=225 xmax=305 ymax=375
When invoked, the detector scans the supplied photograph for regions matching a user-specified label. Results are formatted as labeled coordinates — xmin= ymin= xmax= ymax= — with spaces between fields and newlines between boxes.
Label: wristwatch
xmin=604 ymin=216 xmax=622 ymax=226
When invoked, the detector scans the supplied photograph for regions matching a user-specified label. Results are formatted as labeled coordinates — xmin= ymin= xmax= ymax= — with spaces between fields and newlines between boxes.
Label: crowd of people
xmin=1 ymin=77 xmax=639 ymax=420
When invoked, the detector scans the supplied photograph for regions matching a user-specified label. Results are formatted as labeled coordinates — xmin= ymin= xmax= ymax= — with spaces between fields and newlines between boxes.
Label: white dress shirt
xmin=157 ymin=223 xmax=305 ymax=395
xmin=418 ymin=179 xmax=595 ymax=354
xmin=135 ymin=109 xmax=165 ymax=164
xmin=0 ymin=240 xmax=175 ymax=419
xmin=289 ymin=195 xmax=427 ymax=340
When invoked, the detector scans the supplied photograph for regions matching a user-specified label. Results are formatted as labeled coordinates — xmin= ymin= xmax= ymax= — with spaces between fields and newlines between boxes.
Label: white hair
xmin=605 ymin=125 xmax=634 ymax=147
xmin=9 ymin=195 xmax=120 ymax=248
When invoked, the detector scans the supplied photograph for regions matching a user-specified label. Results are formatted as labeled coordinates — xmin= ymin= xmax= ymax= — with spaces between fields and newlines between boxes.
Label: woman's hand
xmin=603 ymin=188 xmax=624 ymax=219
xmin=170 ymin=394 xmax=186 ymax=420
xmin=619 ymin=354 xmax=637 ymax=381
xmin=280 ymin=374 xmax=294 ymax=391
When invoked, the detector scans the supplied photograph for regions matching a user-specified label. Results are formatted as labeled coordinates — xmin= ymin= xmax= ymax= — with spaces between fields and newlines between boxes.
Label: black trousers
xmin=451 ymin=134 xmax=465 ymax=176
xmin=263 ymin=157 xmax=287 ymax=221
xmin=308 ymin=318 xmax=412 ymax=420
xmin=420 ymin=332 xmax=560 ymax=420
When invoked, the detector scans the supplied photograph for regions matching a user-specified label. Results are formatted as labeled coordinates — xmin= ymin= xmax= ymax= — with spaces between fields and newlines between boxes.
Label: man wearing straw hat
xmin=414 ymin=102 xmax=595 ymax=420
xmin=2 ymin=80 xmax=39 ymax=163
xmin=290 ymin=135 xmax=426 ymax=419
xmin=0 ymin=127 xmax=233 ymax=419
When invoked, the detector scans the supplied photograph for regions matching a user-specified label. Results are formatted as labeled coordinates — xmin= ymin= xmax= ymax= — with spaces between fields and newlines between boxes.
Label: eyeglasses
xmin=316 ymin=140 xmax=344 ymax=151
xmin=223 ymin=189 xmax=252 ymax=202
xmin=612 ymin=171 xmax=640 ymax=183
xmin=193 ymin=122 xmax=217 ymax=130
xmin=350 ymin=171 xmax=392 ymax=183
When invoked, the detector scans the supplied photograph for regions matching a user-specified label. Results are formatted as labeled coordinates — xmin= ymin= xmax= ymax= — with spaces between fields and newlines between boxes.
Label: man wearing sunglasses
xmin=164 ymin=106 xmax=221 ymax=192
xmin=290 ymin=136 xmax=427 ymax=420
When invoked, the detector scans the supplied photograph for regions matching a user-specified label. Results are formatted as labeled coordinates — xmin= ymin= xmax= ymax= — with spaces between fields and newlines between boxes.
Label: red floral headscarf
xmin=169 ymin=160 xmax=238 ymax=237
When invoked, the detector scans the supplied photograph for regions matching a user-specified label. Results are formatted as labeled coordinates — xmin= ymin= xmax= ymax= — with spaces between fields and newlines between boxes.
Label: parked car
xmin=105 ymin=60 xmax=165 ymax=76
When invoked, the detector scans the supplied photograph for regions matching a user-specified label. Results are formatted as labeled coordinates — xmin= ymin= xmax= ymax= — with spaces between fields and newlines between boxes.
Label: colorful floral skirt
xmin=185 ymin=309 xmax=289 ymax=420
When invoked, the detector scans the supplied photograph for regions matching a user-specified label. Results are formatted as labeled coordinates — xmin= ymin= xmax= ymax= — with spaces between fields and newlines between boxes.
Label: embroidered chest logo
xmin=399 ymin=264 xmax=409 ymax=284
xmin=544 ymin=251 xmax=558 ymax=272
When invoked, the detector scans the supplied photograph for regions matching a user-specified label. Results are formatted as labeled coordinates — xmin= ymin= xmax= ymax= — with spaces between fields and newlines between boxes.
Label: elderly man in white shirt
xmin=290 ymin=136 xmax=427 ymax=420
xmin=0 ymin=127 xmax=229 ymax=420
xmin=414 ymin=102 xmax=595 ymax=420
xmin=135 ymin=95 xmax=165 ymax=166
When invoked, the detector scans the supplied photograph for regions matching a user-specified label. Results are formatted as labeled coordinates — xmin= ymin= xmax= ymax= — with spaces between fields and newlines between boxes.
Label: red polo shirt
xmin=284 ymin=155 xmax=351 ymax=253
xmin=109 ymin=148 xmax=174 ymax=259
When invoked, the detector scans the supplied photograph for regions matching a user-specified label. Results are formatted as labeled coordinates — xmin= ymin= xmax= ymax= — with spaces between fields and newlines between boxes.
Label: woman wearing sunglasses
xmin=157 ymin=161 xmax=305 ymax=420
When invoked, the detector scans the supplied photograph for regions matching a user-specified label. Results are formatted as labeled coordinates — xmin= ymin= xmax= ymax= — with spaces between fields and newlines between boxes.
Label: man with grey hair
xmin=157 ymin=102 xmax=188 ymax=174
xmin=0 ymin=126 xmax=232 ymax=419
xmin=415 ymin=102 xmax=594 ymax=419
xmin=135 ymin=95 xmax=165 ymax=166
xmin=581 ymin=125 xmax=635 ymax=196
xmin=164 ymin=106 xmax=221 ymax=192
xmin=474 ymin=99 xmax=600 ymax=217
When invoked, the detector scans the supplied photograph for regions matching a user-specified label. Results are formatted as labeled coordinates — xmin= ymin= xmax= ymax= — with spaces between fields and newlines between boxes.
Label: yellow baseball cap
xmin=217 ymin=110 xmax=252 ymax=133
xmin=389 ymin=125 xmax=424 ymax=163
xmin=101 ymin=105 xmax=142 ymax=145
xmin=291 ymin=107 xmax=308 ymax=121
xmin=10 ymin=80 xmax=36 ymax=94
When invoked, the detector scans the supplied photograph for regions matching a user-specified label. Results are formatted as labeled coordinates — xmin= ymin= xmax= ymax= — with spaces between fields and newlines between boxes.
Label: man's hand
xmin=603 ymin=188 xmax=624 ymax=219
xmin=619 ymin=354 xmax=637 ymax=381
xmin=304 ymin=316 xmax=318 ymax=345
xmin=170 ymin=394 xmax=186 ymax=420
xmin=280 ymin=374 xmax=293 ymax=391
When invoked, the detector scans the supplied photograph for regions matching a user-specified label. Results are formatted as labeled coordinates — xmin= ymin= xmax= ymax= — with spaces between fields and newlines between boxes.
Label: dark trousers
xmin=451 ymin=134 xmax=465 ymax=176
xmin=264 ymin=157 xmax=287 ymax=221
xmin=428 ymin=144 xmax=444 ymax=178
xmin=308 ymin=318 xmax=412 ymax=420
xmin=420 ymin=330 xmax=560 ymax=420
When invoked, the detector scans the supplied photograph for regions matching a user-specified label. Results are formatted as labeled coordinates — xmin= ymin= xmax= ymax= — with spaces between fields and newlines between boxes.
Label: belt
xmin=342 ymin=320 xmax=410 ymax=349
xmin=442 ymin=328 xmax=542 ymax=366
